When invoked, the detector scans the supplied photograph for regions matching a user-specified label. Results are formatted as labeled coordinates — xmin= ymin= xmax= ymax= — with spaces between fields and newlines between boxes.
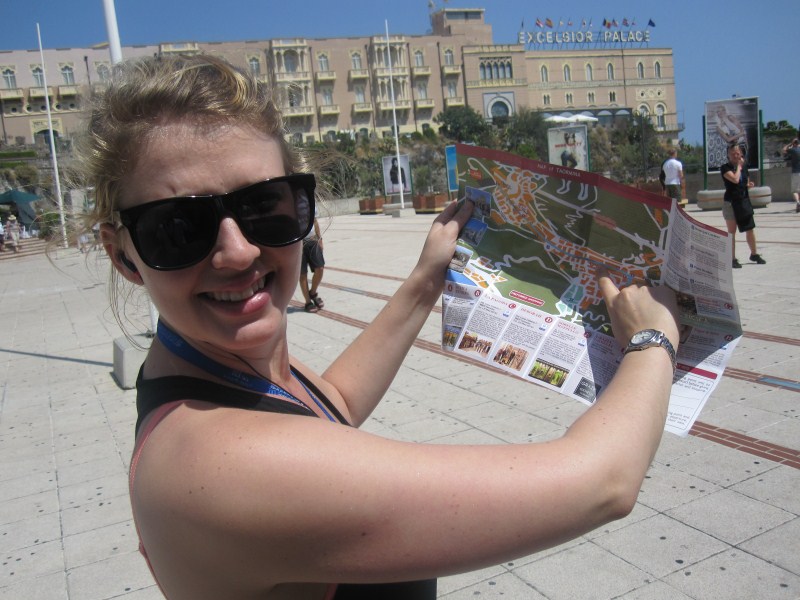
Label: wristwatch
xmin=623 ymin=329 xmax=676 ymax=371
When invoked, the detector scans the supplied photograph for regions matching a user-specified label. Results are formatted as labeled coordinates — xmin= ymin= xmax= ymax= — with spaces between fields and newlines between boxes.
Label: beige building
xmin=0 ymin=8 xmax=680 ymax=147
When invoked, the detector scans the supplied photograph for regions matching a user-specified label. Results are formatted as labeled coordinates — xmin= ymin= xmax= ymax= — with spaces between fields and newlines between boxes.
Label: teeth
xmin=208 ymin=276 xmax=266 ymax=302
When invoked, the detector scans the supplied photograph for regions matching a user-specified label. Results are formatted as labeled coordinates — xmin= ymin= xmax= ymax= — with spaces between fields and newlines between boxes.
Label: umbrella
xmin=544 ymin=115 xmax=570 ymax=123
xmin=0 ymin=189 xmax=39 ymax=205
xmin=570 ymin=114 xmax=599 ymax=123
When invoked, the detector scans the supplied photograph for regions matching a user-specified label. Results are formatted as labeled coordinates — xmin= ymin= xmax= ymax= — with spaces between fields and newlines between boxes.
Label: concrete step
xmin=0 ymin=237 xmax=49 ymax=260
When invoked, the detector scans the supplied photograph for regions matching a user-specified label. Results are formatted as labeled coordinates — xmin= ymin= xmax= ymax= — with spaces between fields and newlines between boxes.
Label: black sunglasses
xmin=118 ymin=173 xmax=315 ymax=271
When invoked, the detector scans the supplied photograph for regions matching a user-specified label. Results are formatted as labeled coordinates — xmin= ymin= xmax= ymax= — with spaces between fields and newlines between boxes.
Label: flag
xmin=581 ymin=19 xmax=587 ymax=28
xmin=612 ymin=19 xmax=618 ymax=27
xmin=545 ymin=18 xmax=554 ymax=28
xmin=535 ymin=18 xmax=544 ymax=28
xmin=588 ymin=18 xmax=593 ymax=28
xmin=559 ymin=19 xmax=564 ymax=27
xmin=648 ymin=19 xmax=656 ymax=27
xmin=622 ymin=18 xmax=629 ymax=27
xmin=602 ymin=18 xmax=607 ymax=27
xmin=568 ymin=19 xmax=573 ymax=26
xmin=520 ymin=18 xmax=525 ymax=30
xmin=631 ymin=18 xmax=637 ymax=26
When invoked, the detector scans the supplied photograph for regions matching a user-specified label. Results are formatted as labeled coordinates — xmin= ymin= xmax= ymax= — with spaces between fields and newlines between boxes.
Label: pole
xmin=102 ymin=0 xmax=123 ymax=64
xmin=385 ymin=20 xmax=404 ymax=208
xmin=36 ymin=24 xmax=69 ymax=249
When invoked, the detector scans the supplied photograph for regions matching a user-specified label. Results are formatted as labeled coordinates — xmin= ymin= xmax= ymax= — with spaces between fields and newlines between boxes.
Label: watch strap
xmin=623 ymin=329 xmax=676 ymax=371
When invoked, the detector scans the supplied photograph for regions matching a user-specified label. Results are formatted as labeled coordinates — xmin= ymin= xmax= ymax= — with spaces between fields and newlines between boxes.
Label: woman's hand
xmin=597 ymin=271 xmax=680 ymax=351
xmin=413 ymin=199 xmax=474 ymax=283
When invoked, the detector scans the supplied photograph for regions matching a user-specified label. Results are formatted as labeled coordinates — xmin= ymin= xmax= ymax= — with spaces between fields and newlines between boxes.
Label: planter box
xmin=358 ymin=196 xmax=386 ymax=214
xmin=697 ymin=187 xmax=771 ymax=211
xmin=412 ymin=193 xmax=448 ymax=213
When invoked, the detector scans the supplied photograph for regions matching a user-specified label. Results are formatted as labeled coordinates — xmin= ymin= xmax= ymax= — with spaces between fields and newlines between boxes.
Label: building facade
xmin=0 ymin=8 xmax=680 ymax=147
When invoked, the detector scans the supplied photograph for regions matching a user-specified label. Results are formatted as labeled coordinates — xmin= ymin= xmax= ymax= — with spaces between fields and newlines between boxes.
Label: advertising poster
xmin=705 ymin=97 xmax=760 ymax=173
xmin=382 ymin=154 xmax=411 ymax=195
xmin=547 ymin=124 xmax=589 ymax=171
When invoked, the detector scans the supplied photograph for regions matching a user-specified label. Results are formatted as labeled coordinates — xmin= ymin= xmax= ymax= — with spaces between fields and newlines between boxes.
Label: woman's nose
xmin=210 ymin=216 xmax=260 ymax=269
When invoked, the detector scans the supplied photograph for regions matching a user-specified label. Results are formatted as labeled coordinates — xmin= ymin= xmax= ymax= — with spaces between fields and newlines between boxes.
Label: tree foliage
xmin=434 ymin=106 xmax=495 ymax=147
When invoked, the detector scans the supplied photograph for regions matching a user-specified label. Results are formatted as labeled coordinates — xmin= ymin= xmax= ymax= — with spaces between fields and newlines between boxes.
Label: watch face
xmin=631 ymin=329 xmax=655 ymax=345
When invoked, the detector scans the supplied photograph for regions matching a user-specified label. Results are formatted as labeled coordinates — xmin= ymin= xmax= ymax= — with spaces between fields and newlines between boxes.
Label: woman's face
xmin=113 ymin=122 xmax=301 ymax=357
xmin=728 ymin=146 xmax=743 ymax=163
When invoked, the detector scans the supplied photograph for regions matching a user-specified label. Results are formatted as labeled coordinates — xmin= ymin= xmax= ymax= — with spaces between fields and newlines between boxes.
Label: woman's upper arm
xmin=132 ymin=405 xmax=626 ymax=588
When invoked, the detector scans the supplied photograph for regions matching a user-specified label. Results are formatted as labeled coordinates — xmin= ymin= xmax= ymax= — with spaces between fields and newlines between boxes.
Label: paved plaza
xmin=0 ymin=201 xmax=798 ymax=599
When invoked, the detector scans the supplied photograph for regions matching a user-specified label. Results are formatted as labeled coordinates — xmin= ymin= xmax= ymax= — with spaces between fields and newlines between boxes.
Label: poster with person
xmin=382 ymin=154 xmax=411 ymax=195
xmin=547 ymin=125 xmax=589 ymax=171
xmin=705 ymin=97 xmax=760 ymax=173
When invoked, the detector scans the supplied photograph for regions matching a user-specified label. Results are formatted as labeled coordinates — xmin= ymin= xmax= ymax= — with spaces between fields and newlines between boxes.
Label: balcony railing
xmin=352 ymin=102 xmax=373 ymax=113
xmin=318 ymin=104 xmax=340 ymax=115
xmin=59 ymin=85 xmax=80 ymax=97
xmin=412 ymin=65 xmax=431 ymax=77
xmin=315 ymin=71 xmax=336 ymax=82
xmin=0 ymin=88 xmax=24 ymax=101
xmin=29 ymin=87 xmax=54 ymax=99
xmin=444 ymin=96 xmax=465 ymax=107
xmin=274 ymin=71 xmax=311 ymax=82
xmin=283 ymin=105 xmax=315 ymax=117
xmin=441 ymin=65 xmax=462 ymax=76
xmin=414 ymin=98 xmax=435 ymax=110
xmin=160 ymin=42 xmax=200 ymax=54
xmin=349 ymin=69 xmax=370 ymax=80
xmin=377 ymin=99 xmax=411 ymax=111
xmin=374 ymin=66 xmax=409 ymax=78
xmin=272 ymin=38 xmax=308 ymax=48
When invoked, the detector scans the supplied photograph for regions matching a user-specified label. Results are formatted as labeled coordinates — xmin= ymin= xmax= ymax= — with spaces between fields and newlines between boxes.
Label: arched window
xmin=61 ymin=65 xmax=75 ymax=85
xmin=506 ymin=61 xmax=513 ymax=78
xmin=351 ymin=52 xmax=362 ymax=70
xmin=656 ymin=104 xmax=666 ymax=128
xmin=587 ymin=91 xmax=595 ymax=104
xmin=585 ymin=64 xmax=593 ymax=81
xmin=566 ymin=92 xmax=574 ymax=105
xmin=493 ymin=63 xmax=499 ymax=79
xmin=563 ymin=64 xmax=571 ymax=82
xmin=321 ymin=88 xmax=333 ymax=106
xmin=248 ymin=57 xmax=261 ymax=75
xmin=444 ymin=49 xmax=454 ymax=65
xmin=609 ymin=91 xmax=617 ymax=103
xmin=480 ymin=64 xmax=486 ymax=80
xmin=414 ymin=50 xmax=424 ymax=67
xmin=2 ymin=68 xmax=17 ymax=89
xmin=540 ymin=65 xmax=548 ymax=82
xmin=607 ymin=63 xmax=615 ymax=80
xmin=490 ymin=100 xmax=510 ymax=122
xmin=637 ymin=62 xmax=645 ymax=79
xmin=654 ymin=61 xmax=662 ymax=79
xmin=417 ymin=81 xmax=428 ymax=99
xmin=447 ymin=81 xmax=457 ymax=98
xmin=32 ymin=66 xmax=45 ymax=87
xmin=543 ymin=94 xmax=551 ymax=106
xmin=354 ymin=85 xmax=365 ymax=103
xmin=284 ymin=51 xmax=299 ymax=73
xmin=638 ymin=104 xmax=650 ymax=120
xmin=318 ymin=54 xmax=329 ymax=72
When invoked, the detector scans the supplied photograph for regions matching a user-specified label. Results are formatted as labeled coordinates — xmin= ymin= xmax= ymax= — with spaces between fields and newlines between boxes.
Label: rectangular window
xmin=355 ymin=85 xmax=365 ymax=103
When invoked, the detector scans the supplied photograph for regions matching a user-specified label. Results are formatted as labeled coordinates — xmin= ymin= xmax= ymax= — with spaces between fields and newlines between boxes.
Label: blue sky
xmin=3 ymin=0 xmax=798 ymax=145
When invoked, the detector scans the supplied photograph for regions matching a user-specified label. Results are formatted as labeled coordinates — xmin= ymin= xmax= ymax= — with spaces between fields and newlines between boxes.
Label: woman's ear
xmin=100 ymin=223 xmax=144 ymax=285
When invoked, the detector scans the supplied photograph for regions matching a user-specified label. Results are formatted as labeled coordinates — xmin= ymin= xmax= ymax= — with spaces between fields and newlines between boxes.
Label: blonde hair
xmin=71 ymin=53 xmax=308 ymax=333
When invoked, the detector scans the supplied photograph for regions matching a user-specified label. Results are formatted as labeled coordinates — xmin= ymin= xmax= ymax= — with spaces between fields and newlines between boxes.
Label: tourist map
xmin=442 ymin=144 xmax=743 ymax=436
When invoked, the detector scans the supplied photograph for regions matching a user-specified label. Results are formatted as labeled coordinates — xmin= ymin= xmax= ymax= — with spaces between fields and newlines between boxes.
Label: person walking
xmin=5 ymin=214 xmax=21 ymax=253
xmin=298 ymin=210 xmax=325 ymax=313
xmin=662 ymin=148 xmax=685 ymax=206
xmin=782 ymin=138 xmax=800 ymax=212
xmin=721 ymin=144 xmax=765 ymax=268
xmin=79 ymin=53 xmax=680 ymax=600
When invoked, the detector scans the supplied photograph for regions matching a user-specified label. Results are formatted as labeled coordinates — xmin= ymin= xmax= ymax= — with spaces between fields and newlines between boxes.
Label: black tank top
xmin=134 ymin=369 xmax=437 ymax=599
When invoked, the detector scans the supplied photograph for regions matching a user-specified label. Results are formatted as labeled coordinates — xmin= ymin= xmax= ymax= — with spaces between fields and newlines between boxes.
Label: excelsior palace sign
xmin=518 ymin=18 xmax=655 ymax=47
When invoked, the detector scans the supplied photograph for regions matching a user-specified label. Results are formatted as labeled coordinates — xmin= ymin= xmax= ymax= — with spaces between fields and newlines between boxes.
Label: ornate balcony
xmin=374 ymin=66 xmax=409 ymax=78
xmin=444 ymin=96 xmax=465 ymax=107
xmin=315 ymin=71 xmax=336 ymax=82
xmin=58 ymin=85 xmax=80 ymax=97
xmin=275 ymin=71 xmax=311 ymax=82
xmin=29 ymin=87 xmax=54 ymax=99
xmin=283 ymin=104 xmax=315 ymax=117
xmin=377 ymin=99 xmax=411 ymax=111
xmin=414 ymin=98 xmax=435 ymax=110
xmin=0 ymin=88 xmax=24 ymax=101
xmin=441 ymin=65 xmax=462 ymax=76
xmin=318 ymin=104 xmax=340 ymax=116
xmin=349 ymin=69 xmax=370 ymax=80
xmin=352 ymin=102 xmax=373 ymax=113
xmin=272 ymin=38 xmax=308 ymax=49
xmin=412 ymin=65 xmax=431 ymax=77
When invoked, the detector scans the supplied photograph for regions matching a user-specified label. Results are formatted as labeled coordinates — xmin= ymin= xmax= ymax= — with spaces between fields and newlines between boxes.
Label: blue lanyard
xmin=156 ymin=320 xmax=336 ymax=422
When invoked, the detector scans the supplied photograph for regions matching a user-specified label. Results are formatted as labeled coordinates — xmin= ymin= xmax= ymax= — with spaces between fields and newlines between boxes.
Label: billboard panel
xmin=547 ymin=125 xmax=589 ymax=171
xmin=382 ymin=154 xmax=411 ymax=196
xmin=705 ymin=97 xmax=759 ymax=173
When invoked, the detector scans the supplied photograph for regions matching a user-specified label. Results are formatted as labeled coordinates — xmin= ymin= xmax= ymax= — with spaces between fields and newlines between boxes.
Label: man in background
xmin=662 ymin=148 xmax=685 ymax=207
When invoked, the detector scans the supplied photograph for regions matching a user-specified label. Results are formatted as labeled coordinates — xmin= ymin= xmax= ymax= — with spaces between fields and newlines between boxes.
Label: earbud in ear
xmin=119 ymin=253 xmax=138 ymax=273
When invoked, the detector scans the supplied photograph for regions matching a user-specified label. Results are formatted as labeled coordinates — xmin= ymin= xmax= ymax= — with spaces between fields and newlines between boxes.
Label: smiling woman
xmin=71 ymin=53 xmax=680 ymax=600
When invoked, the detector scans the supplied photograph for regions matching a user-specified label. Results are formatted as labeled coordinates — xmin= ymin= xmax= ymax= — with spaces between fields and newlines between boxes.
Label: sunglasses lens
xmin=232 ymin=180 xmax=310 ymax=246
xmin=133 ymin=201 xmax=217 ymax=269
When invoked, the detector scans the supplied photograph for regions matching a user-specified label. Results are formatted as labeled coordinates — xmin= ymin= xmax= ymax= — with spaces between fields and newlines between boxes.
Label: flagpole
xmin=36 ymin=24 xmax=69 ymax=249
xmin=385 ymin=20 xmax=404 ymax=209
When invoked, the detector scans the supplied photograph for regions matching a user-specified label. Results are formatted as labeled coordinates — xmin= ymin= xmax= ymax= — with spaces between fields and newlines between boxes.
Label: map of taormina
xmin=448 ymin=144 xmax=672 ymax=334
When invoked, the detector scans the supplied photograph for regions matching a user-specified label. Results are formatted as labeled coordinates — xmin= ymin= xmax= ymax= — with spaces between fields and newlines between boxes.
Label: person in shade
xmin=79 ymin=53 xmax=680 ymax=600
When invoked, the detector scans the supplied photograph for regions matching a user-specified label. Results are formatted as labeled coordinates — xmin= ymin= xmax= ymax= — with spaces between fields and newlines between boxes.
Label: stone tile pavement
xmin=0 ymin=201 xmax=798 ymax=599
